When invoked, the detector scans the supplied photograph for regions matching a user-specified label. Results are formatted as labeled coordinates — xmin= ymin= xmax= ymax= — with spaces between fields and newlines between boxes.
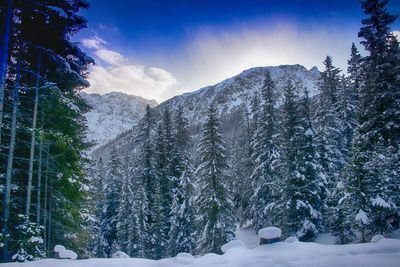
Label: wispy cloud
xmin=94 ymin=49 xmax=125 ymax=65
xmin=81 ymin=36 xmax=107 ymax=50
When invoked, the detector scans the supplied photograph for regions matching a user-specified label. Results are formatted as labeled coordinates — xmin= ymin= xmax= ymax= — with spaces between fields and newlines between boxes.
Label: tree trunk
xmin=0 ymin=0 xmax=12 ymax=146
xmin=25 ymin=59 xmax=41 ymax=220
xmin=36 ymin=111 xmax=44 ymax=225
xmin=43 ymin=143 xmax=49 ymax=255
xmin=47 ymin=170 xmax=54 ymax=253
xmin=1 ymin=62 xmax=20 ymax=262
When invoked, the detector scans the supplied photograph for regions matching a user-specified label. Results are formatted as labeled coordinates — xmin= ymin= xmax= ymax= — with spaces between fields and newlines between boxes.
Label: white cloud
xmin=82 ymin=35 xmax=178 ymax=101
xmin=81 ymin=36 xmax=107 ymax=49
xmin=86 ymin=65 xmax=177 ymax=102
xmin=94 ymin=49 xmax=125 ymax=65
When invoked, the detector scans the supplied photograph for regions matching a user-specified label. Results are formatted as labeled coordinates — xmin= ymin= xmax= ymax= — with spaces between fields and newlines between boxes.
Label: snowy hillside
xmin=80 ymin=92 xmax=158 ymax=150
xmin=4 ymin=238 xmax=400 ymax=267
xmin=92 ymin=64 xmax=320 ymax=158
xmin=162 ymin=64 xmax=320 ymax=125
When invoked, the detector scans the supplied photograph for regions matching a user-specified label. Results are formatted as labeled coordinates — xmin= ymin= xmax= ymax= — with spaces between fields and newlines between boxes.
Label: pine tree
xmin=154 ymin=108 xmax=174 ymax=254
xmin=11 ymin=215 xmax=45 ymax=262
xmin=168 ymin=107 xmax=196 ymax=255
xmin=93 ymin=157 xmax=106 ymax=258
xmin=314 ymin=56 xmax=345 ymax=230
xmin=230 ymin=103 xmax=253 ymax=225
xmin=248 ymin=72 xmax=281 ymax=231
xmin=342 ymin=0 xmax=400 ymax=241
xmin=347 ymin=43 xmax=362 ymax=97
xmin=136 ymin=105 xmax=163 ymax=259
xmin=116 ymin=153 xmax=134 ymax=254
xmin=127 ymin=164 xmax=148 ymax=258
xmin=242 ymin=94 xmax=261 ymax=222
xmin=279 ymin=83 xmax=322 ymax=240
xmin=99 ymin=147 xmax=122 ymax=257
xmin=329 ymin=44 xmax=363 ymax=244
xmin=337 ymin=75 xmax=358 ymax=160
xmin=195 ymin=104 xmax=235 ymax=254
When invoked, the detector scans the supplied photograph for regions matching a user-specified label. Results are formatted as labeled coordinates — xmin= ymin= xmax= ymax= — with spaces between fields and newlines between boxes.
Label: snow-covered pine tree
xmin=248 ymin=71 xmax=281 ymax=231
xmin=127 ymin=164 xmax=148 ymax=258
xmin=230 ymin=102 xmax=253 ymax=225
xmin=136 ymin=105 xmax=162 ymax=259
xmin=92 ymin=157 xmax=106 ymax=257
xmin=314 ymin=56 xmax=345 ymax=230
xmin=279 ymin=83 xmax=322 ymax=241
xmin=337 ymin=75 xmax=359 ymax=160
xmin=195 ymin=104 xmax=235 ymax=255
xmin=12 ymin=215 xmax=45 ymax=262
xmin=154 ymin=108 xmax=175 ymax=253
xmin=116 ymin=153 xmax=134 ymax=254
xmin=99 ymin=147 xmax=122 ymax=257
xmin=168 ymin=106 xmax=196 ymax=256
xmin=329 ymin=44 xmax=363 ymax=244
xmin=242 ymin=94 xmax=261 ymax=223
xmin=341 ymin=0 xmax=400 ymax=241
xmin=347 ymin=43 xmax=363 ymax=97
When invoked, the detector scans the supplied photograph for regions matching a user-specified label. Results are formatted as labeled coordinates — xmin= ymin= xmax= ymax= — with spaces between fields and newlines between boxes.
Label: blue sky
xmin=76 ymin=0 xmax=400 ymax=102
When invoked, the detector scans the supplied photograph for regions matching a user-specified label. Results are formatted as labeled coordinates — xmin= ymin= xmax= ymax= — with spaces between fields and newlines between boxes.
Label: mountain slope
xmin=81 ymin=91 xmax=158 ymax=150
xmin=92 ymin=64 xmax=320 ymax=158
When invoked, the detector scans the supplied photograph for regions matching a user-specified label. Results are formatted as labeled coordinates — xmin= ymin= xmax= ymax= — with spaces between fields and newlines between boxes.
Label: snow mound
xmin=53 ymin=245 xmax=66 ymax=253
xmin=221 ymin=240 xmax=246 ymax=253
xmin=176 ymin=252 xmax=194 ymax=258
xmin=258 ymin=227 xmax=282 ymax=239
xmin=371 ymin=235 xmax=385 ymax=243
xmin=285 ymin=237 xmax=299 ymax=243
xmin=59 ymin=249 xmax=77 ymax=260
xmin=111 ymin=251 xmax=129 ymax=258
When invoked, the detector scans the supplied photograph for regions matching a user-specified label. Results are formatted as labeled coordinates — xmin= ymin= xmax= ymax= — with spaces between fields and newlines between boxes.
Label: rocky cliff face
xmin=81 ymin=91 xmax=158 ymax=151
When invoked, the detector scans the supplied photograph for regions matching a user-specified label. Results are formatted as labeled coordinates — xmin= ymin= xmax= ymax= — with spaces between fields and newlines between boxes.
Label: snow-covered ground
xmin=4 ymin=238 xmax=400 ymax=267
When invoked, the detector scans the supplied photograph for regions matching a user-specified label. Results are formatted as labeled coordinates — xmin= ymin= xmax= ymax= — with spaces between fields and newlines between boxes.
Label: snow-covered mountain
xmin=162 ymin=64 xmax=320 ymax=125
xmin=92 ymin=64 xmax=320 ymax=158
xmin=81 ymin=91 xmax=158 ymax=151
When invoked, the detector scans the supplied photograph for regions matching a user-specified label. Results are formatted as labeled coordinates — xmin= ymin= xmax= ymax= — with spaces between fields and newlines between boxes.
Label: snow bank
xmin=221 ymin=240 xmax=246 ymax=253
xmin=371 ymin=235 xmax=385 ymax=243
xmin=58 ymin=250 xmax=77 ymax=260
xmin=4 ymin=239 xmax=400 ymax=267
xmin=258 ymin=226 xmax=282 ymax=239
xmin=53 ymin=245 xmax=65 ymax=253
xmin=111 ymin=251 xmax=129 ymax=258
xmin=176 ymin=252 xmax=193 ymax=258
xmin=285 ymin=237 xmax=299 ymax=243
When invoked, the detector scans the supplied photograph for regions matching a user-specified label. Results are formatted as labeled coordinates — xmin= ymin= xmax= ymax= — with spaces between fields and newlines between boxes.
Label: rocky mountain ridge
xmin=90 ymin=64 xmax=321 ymax=159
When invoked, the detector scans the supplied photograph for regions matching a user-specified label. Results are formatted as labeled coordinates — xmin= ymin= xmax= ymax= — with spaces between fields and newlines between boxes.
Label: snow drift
xmin=4 ymin=238 xmax=400 ymax=267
